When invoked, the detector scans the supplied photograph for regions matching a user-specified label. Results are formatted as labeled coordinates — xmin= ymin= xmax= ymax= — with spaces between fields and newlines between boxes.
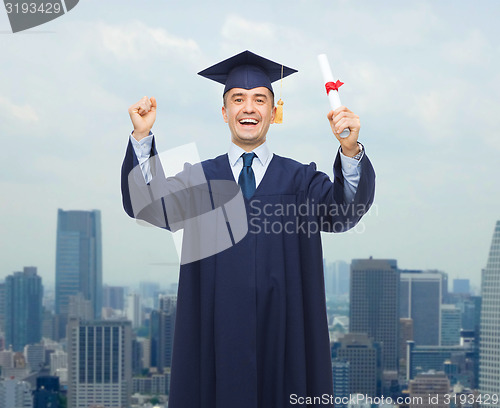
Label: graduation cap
xmin=198 ymin=50 xmax=298 ymax=123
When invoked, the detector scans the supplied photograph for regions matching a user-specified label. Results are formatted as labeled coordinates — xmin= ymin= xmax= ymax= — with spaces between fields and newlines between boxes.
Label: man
xmin=121 ymin=51 xmax=375 ymax=408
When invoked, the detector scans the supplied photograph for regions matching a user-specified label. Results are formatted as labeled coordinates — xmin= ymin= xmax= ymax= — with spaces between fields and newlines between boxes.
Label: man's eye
xmin=235 ymin=99 xmax=243 ymax=103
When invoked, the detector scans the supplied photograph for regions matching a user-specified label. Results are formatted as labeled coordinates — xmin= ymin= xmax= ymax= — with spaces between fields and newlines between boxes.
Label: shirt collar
xmin=228 ymin=141 xmax=271 ymax=167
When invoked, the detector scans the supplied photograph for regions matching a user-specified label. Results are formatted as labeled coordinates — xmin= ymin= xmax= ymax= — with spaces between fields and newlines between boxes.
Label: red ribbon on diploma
xmin=325 ymin=80 xmax=344 ymax=94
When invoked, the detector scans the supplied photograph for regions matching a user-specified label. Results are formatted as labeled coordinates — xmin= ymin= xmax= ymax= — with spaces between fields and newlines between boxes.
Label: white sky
xmin=0 ymin=0 xmax=499 ymax=291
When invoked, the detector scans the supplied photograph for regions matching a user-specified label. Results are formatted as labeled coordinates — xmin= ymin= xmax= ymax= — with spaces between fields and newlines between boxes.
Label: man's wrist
xmin=341 ymin=143 xmax=362 ymax=158
xmin=132 ymin=130 xmax=151 ymax=142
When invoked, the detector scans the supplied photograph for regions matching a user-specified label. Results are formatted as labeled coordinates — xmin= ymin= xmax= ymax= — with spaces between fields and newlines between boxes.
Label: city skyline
xmin=1 ymin=0 xmax=499 ymax=290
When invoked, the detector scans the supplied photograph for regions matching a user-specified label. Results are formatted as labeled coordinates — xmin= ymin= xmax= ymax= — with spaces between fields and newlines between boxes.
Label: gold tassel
xmin=274 ymin=99 xmax=284 ymax=124
xmin=273 ymin=64 xmax=285 ymax=124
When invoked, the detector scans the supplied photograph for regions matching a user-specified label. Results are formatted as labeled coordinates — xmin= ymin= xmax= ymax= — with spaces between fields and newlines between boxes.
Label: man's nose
xmin=242 ymin=100 xmax=255 ymax=113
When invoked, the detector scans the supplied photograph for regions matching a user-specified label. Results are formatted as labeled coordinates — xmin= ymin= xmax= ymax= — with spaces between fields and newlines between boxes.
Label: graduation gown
xmin=121 ymin=139 xmax=375 ymax=408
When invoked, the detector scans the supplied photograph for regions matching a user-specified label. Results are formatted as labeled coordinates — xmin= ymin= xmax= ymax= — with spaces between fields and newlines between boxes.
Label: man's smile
xmin=238 ymin=118 xmax=260 ymax=127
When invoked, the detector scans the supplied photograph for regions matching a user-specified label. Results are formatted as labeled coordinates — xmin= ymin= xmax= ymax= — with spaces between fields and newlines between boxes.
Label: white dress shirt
xmin=130 ymin=133 xmax=363 ymax=203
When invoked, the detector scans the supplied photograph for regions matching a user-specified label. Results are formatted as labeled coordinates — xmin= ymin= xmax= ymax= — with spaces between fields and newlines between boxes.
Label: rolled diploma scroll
xmin=317 ymin=54 xmax=350 ymax=138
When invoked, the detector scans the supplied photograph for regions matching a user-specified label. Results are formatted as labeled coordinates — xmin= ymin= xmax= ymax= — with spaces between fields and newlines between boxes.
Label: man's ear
xmin=222 ymin=106 xmax=228 ymax=123
xmin=271 ymin=105 xmax=276 ymax=124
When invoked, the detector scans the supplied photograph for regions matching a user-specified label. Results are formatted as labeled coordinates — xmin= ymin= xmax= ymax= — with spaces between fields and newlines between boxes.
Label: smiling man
xmin=121 ymin=50 xmax=375 ymax=408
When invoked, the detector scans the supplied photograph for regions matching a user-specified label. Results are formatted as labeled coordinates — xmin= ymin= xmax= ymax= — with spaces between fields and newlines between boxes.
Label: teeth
xmin=240 ymin=119 xmax=258 ymax=124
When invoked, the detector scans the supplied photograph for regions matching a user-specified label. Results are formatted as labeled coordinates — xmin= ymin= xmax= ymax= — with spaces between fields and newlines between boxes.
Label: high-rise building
xmin=139 ymin=281 xmax=161 ymax=309
xmin=440 ymin=304 xmax=461 ymax=346
xmin=4 ymin=267 xmax=43 ymax=351
xmin=324 ymin=260 xmax=349 ymax=298
xmin=407 ymin=341 xmax=475 ymax=387
xmin=103 ymin=285 xmax=125 ymax=310
xmin=24 ymin=343 xmax=45 ymax=372
xmin=331 ymin=333 xmax=382 ymax=397
xmin=68 ymin=292 xmax=93 ymax=321
xmin=126 ymin=293 xmax=142 ymax=328
xmin=67 ymin=319 xmax=132 ymax=408
xmin=479 ymin=220 xmax=500 ymax=403
xmin=33 ymin=376 xmax=60 ymax=408
xmin=0 ymin=378 xmax=32 ymax=408
xmin=399 ymin=318 xmax=414 ymax=373
xmin=350 ymin=258 xmax=399 ymax=372
xmin=400 ymin=271 xmax=443 ymax=346
xmin=331 ymin=359 xmax=350 ymax=408
xmin=453 ymin=279 xmax=470 ymax=295
xmin=409 ymin=370 xmax=450 ymax=408
xmin=50 ymin=350 xmax=67 ymax=376
xmin=0 ymin=283 xmax=5 ymax=336
xmin=150 ymin=295 xmax=177 ymax=372
xmin=55 ymin=209 xmax=102 ymax=324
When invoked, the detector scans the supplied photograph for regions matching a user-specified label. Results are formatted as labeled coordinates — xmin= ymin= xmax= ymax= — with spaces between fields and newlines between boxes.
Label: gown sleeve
xmin=304 ymin=148 xmax=375 ymax=233
xmin=121 ymin=136 xmax=209 ymax=232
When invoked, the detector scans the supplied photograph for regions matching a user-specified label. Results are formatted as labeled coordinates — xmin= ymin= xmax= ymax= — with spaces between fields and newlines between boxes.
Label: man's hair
xmin=223 ymin=89 xmax=275 ymax=108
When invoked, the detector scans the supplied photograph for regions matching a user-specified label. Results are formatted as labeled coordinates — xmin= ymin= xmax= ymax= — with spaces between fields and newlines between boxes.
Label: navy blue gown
xmin=121 ymin=139 xmax=375 ymax=407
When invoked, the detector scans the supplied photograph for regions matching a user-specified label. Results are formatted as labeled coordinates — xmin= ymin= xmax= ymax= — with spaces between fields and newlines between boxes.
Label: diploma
xmin=317 ymin=54 xmax=350 ymax=138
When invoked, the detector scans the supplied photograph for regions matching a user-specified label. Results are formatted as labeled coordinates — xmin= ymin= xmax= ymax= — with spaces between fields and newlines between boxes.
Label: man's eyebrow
xmin=253 ymin=93 xmax=268 ymax=99
xmin=229 ymin=92 xmax=245 ymax=98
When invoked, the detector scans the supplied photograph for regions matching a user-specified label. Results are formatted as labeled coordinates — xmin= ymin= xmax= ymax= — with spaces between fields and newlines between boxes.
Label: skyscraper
xmin=331 ymin=333 xmax=382 ymax=397
xmin=0 ymin=378 xmax=32 ymax=408
xmin=440 ymin=304 xmax=461 ymax=346
xmin=331 ymin=359 xmax=349 ymax=408
xmin=479 ymin=220 xmax=500 ymax=403
xmin=150 ymin=295 xmax=177 ymax=372
xmin=103 ymin=285 xmax=125 ymax=310
xmin=350 ymin=258 xmax=399 ymax=372
xmin=324 ymin=260 xmax=350 ymax=298
xmin=4 ymin=267 xmax=43 ymax=351
xmin=126 ymin=292 xmax=142 ymax=329
xmin=67 ymin=319 xmax=132 ymax=408
xmin=55 ymin=209 xmax=102 ymax=324
xmin=400 ymin=271 xmax=443 ymax=346
xmin=453 ymin=279 xmax=470 ymax=294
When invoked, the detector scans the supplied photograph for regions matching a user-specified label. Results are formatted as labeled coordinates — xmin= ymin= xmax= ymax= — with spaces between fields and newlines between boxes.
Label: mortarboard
xmin=197 ymin=50 xmax=297 ymax=124
xmin=197 ymin=50 xmax=297 ymax=96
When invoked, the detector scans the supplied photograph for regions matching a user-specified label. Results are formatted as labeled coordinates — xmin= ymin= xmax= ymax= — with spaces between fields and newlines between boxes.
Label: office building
xmin=350 ymin=258 xmax=399 ymax=371
xmin=409 ymin=370 xmax=450 ymax=408
xmin=4 ymin=267 xmax=43 ymax=351
xmin=24 ymin=343 xmax=45 ymax=372
xmin=67 ymin=319 xmax=132 ymax=408
xmin=103 ymin=285 xmax=125 ymax=310
xmin=325 ymin=260 xmax=350 ymax=298
xmin=479 ymin=221 xmax=500 ymax=403
xmin=0 ymin=378 xmax=32 ymax=408
xmin=400 ymin=271 xmax=443 ymax=346
xmin=453 ymin=279 xmax=470 ymax=294
xmin=407 ymin=341 xmax=475 ymax=387
xmin=33 ymin=376 xmax=60 ymax=408
xmin=0 ymin=283 xmax=5 ymax=335
xmin=331 ymin=359 xmax=350 ymax=408
xmin=399 ymin=318 xmax=413 ymax=373
xmin=150 ymin=295 xmax=176 ymax=371
xmin=331 ymin=333 xmax=382 ymax=397
xmin=50 ymin=350 xmax=67 ymax=376
xmin=126 ymin=292 xmax=142 ymax=329
xmin=55 ymin=209 xmax=102 ymax=324
xmin=440 ymin=304 xmax=461 ymax=346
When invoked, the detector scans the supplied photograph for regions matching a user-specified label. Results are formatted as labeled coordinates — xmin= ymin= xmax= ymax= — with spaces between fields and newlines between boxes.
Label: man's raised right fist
xmin=128 ymin=96 xmax=157 ymax=141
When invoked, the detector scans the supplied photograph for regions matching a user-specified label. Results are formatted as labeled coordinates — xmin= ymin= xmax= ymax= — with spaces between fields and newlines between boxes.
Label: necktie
xmin=238 ymin=152 xmax=256 ymax=199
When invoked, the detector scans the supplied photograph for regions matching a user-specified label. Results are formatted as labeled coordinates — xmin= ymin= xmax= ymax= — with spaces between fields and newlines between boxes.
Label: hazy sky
xmin=1 ymin=0 xmax=499 ymax=291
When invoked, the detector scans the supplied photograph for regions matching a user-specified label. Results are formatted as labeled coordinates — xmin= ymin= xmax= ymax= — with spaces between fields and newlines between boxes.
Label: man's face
xmin=222 ymin=87 xmax=275 ymax=150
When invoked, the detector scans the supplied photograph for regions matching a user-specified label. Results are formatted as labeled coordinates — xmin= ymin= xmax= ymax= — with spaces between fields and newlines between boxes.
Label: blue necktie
xmin=238 ymin=152 xmax=256 ymax=199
